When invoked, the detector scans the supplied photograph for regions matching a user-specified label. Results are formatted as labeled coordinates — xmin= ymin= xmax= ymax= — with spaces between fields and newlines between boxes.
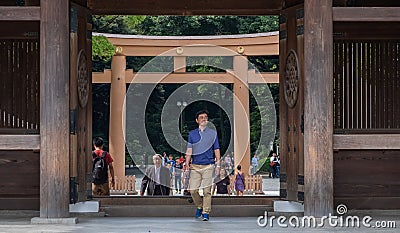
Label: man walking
xmin=184 ymin=110 xmax=221 ymax=221
xmin=140 ymin=154 xmax=171 ymax=196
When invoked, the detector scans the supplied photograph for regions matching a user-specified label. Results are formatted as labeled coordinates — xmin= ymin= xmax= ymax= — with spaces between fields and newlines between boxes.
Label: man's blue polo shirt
xmin=187 ymin=127 xmax=220 ymax=165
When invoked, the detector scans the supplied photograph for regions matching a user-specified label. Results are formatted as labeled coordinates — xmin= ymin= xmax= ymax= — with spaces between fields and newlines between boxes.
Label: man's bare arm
xmin=185 ymin=148 xmax=192 ymax=170
xmin=214 ymin=149 xmax=221 ymax=166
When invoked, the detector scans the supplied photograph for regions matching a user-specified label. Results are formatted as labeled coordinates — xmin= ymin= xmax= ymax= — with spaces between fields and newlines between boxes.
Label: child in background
xmin=182 ymin=162 xmax=191 ymax=196
xmin=212 ymin=168 xmax=230 ymax=196
xmin=233 ymin=164 xmax=245 ymax=196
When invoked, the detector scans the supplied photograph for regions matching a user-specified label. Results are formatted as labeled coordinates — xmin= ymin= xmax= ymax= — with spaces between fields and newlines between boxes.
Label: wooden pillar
xmin=233 ymin=56 xmax=250 ymax=176
xmin=40 ymin=0 xmax=70 ymax=218
xmin=69 ymin=9 xmax=78 ymax=179
xmin=86 ymin=11 xmax=94 ymax=200
xmin=174 ymin=56 xmax=186 ymax=73
xmin=304 ymin=0 xmax=334 ymax=216
xmin=109 ymin=54 xmax=126 ymax=179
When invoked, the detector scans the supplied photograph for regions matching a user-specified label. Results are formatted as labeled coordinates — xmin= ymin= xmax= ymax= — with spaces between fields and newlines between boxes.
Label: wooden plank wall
xmin=333 ymin=21 xmax=400 ymax=210
xmin=0 ymin=151 xmax=39 ymax=210
xmin=0 ymin=39 xmax=40 ymax=132
xmin=334 ymin=39 xmax=400 ymax=132
xmin=334 ymin=150 xmax=400 ymax=209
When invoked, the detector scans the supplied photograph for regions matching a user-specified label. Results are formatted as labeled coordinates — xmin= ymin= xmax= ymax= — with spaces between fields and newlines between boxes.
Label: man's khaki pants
xmin=189 ymin=164 xmax=214 ymax=214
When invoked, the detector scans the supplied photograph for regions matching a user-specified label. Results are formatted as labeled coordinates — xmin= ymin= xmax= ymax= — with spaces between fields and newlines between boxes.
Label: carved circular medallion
xmin=77 ymin=50 xmax=89 ymax=108
xmin=284 ymin=50 xmax=300 ymax=108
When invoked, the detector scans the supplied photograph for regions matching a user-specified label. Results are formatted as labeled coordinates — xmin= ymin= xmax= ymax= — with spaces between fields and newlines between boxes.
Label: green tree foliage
xmin=92 ymin=15 xmax=145 ymax=34
xmin=92 ymin=36 xmax=115 ymax=62
xmin=134 ymin=16 xmax=278 ymax=36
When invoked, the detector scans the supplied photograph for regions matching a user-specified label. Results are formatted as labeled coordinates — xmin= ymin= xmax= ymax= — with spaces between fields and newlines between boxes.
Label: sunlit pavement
xmin=0 ymin=215 xmax=398 ymax=233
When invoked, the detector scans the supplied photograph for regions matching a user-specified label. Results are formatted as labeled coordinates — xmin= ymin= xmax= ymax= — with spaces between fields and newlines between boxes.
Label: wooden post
xmin=86 ymin=11 xmax=94 ymax=200
xmin=110 ymin=54 xmax=126 ymax=179
xmin=69 ymin=18 xmax=78 ymax=179
xmin=233 ymin=55 xmax=250 ymax=176
xmin=173 ymin=56 xmax=186 ymax=73
xmin=40 ymin=0 xmax=70 ymax=218
xmin=304 ymin=0 xmax=334 ymax=216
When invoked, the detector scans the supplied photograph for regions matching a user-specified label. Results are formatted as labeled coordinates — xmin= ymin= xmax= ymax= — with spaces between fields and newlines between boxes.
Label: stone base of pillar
xmin=273 ymin=200 xmax=304 ymax=213
xmin=31 ymin=217 xmax=78 ymax=224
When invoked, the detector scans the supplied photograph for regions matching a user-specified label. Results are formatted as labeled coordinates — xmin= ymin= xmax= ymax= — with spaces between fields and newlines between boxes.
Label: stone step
xmin=101 ymin=205 xmax=273 ymax=217
xmin=95 ymin=196 xmax=277 ymax=206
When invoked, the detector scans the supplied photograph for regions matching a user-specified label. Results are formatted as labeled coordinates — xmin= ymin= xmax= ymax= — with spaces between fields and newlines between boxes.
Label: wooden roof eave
xmin=88 ymin=0 xmax=283 ymax=15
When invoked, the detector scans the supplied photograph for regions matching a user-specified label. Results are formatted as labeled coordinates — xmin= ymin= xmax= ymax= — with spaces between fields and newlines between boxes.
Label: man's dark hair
xmin=93 ymin=137 xmax=104 ymax=147
xmin=237 ymin=165 xmax=242 ymax=170
xmin=196 ymin=109 xmax=209 ymax=119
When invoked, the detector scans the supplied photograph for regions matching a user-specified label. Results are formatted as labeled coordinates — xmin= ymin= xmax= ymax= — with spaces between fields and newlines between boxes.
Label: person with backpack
xmin=92 ymin=137 xmax=115 ymax=196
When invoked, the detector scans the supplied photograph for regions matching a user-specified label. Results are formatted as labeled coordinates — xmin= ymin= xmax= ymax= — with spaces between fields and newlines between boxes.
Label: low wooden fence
xmin=109 ymin=175 xmax=137 ymax=195
xmin=108 ymin=174 xmax=262 ymax=195
xmin=244 ymin=175 xmax=263 ymax=194
xmin=229 ymin=174 xmax=263 ymax=195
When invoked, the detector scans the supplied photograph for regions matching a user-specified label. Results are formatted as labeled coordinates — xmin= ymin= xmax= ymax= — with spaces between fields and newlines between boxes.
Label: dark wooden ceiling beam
xmin=88 ymin=0 xmax=282 ymax=15
xmin=333 ymin=7 xmax=400 ymax=21
xmin=0 ymin=6 xmax=40 ymax=21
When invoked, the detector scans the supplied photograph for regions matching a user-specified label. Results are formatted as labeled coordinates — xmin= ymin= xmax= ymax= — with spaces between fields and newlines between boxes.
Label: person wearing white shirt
xmin=251 ymin=154 xmax=259 ymax=175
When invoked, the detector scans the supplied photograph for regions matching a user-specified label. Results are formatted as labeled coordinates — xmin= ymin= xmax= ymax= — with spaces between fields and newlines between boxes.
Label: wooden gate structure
xmin=0 ymin=0 xmax=400 ymax=219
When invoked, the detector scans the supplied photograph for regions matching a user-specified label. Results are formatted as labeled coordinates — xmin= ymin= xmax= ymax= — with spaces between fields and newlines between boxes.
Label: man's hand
xmin=184 ymin=163 xmax=190 ymax=171
xmin=215 ymin=166 xmax=220 ymax=176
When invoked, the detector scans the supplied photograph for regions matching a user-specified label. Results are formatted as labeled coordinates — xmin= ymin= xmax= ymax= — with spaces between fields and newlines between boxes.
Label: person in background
xmin=162 ymin=152 xmax=168 ymax=166
xmin=179 ymin=155 xmax=184 ymax=164
xmin=140 ymin=154 xmax=171 ymax=196
xmin=275 ymin=154 xmax=281 ymax=178
xmin=269 ymin=152 xmax=278 ymax=178
xmin=224 ymin=154 xmax=232 ymax=170
xmin=251 ymin=154 xmax=259 ymax=175
xmin=182 ymin=161 xmax=191 ymax=196
xmin=233 ymin=164 xmax=245 ymax=196
xmin=212 ymin=168 xmax=230 ymax=196
xmin=91 ymin=137 xmax=115 ymax=196
xmin=173 ymin=158 xmax=183 ymax=194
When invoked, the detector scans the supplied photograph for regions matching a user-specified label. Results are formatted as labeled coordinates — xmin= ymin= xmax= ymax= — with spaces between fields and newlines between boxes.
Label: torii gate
xmin=92 ymin=32 xmax=280 ymax=179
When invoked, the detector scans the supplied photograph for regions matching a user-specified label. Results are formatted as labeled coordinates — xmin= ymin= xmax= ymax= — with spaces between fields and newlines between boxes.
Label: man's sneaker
xmin=195 ymin=208 xmax=203 ymax=218
xmin=202 ymin=213 xmax=209 ymax=221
